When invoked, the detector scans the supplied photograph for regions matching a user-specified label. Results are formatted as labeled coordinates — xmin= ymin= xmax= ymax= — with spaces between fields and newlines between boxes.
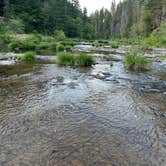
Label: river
xmin=0 ymin=52 xmax=166 ymax=166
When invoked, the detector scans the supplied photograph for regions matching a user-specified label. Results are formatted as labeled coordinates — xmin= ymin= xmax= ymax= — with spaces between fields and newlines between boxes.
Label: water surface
xmin=0 ymin=57 xmax=166 ymax=166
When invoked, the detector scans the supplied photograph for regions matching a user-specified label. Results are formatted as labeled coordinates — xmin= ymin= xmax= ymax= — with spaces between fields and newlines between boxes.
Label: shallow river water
xmin=0 ymin=55 xmax=166 ymax=166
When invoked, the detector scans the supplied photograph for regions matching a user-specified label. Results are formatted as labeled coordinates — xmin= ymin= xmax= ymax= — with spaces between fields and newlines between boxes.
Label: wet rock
xmin=104 ymin=54 xmax=123 ymax=61
xmin=0 ymin=60 xmax=16 ymax=65
xmin=74 ymin=45 xmax=95 ymax=52
xmin=152 ymin=48 xmax=166 ymax=55
xmin=67 ymin=82 xmax=79 ymax=89
xmin=105 ymin=77 xmax=119 ymax=83
xmin=36 ymin=55 xmax=56 ymax=62
xmin=147 ymin=89 xmax=161 ymax=93
xmin=50 ymin=76 xmax=65 ymax=85
xmin=92 ymin=72 xmax=112 ymax=80
xmin=96 ymin=73 xmax=106 ymax=79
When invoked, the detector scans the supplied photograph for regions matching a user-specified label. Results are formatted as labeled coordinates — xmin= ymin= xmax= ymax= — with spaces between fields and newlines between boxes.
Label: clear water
xmin=0 ymin=57 xmax=166 ymax=166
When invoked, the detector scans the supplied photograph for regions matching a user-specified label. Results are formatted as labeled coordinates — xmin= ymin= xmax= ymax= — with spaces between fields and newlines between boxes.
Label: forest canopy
xmin=0 ymin=0 xmax=165 ymax=39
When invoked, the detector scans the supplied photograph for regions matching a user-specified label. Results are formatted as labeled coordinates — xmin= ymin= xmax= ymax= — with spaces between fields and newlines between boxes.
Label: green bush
xmin=22 ymin=41 xmax=36 ymax=51
xmin=0 ymin=33 xmax=13 ymax=52
xmin=36 ymin=49 xmax=55 ymax=55
xmin=0 ymin=34 xmax=12 ymax=45
xmin=124 ymin=51 xmax=149 ymax=71
xmin=111 ymin=42 xmax=119 ymax=48
xmin=65 ymin=45 xmax=72 ymax=52
xmin=36 ymin=43 xmax=50 ymax=50
xmin=56 ymin=44 xmax=65 ymax=52
xmin=75 ymin=53 xmax=95 ymax=67
xmin=9 ymin=41 xmax=22 ymax=52
xmin=49 ymin=42 xmax=57 ymax=51
xmin=54 ymin=30 xmax=66 ymax=41
xmin=60 ymin=41 xmax=74 ymax=46
xmin=22 ymin=51 xmax=36 ymax=61
xmin=41 ymin=36 xmax=55 ymax=42
xmin=98 ymin=40 xmax=109 ymax=44
xmin=57 ymin=52 xmax=75 ymax=66
xmin=35 ymin=42 xmax=57 ymax=55
xmin=9 ymin=40 xmax=36 ymax=52
xmin=57 ymin=52 xmax=95 ymax=67
xmin=8 ymin=19 xmax=25 ymax=34
xmin=143 ymin=22 xmax=166 ymax=47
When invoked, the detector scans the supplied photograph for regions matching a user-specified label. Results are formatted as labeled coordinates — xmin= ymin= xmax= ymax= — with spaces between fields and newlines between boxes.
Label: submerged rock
xmin=0 ymin=60 xmax=16 ymax=65
xmin=74 ymin=45 xmax=94 ymax=52
xmin=91 ymin=71 xmax=112 ymax=80
xmin=67 ymin=82 xmax=79 ymax=89
xmin=50 ymin=76 xmax=65 ymax=85
xmin=36 ymin=55 xmax=56 ymax=62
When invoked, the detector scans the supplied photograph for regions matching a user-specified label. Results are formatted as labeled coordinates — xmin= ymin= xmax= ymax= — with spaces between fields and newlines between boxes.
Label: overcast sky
xmin=79 ymin=0 xmax=121 ymax=14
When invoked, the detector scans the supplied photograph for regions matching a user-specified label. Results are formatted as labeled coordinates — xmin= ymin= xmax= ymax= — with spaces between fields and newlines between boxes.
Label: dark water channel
xmin=0 ymin=55 xmax=166 ymax=166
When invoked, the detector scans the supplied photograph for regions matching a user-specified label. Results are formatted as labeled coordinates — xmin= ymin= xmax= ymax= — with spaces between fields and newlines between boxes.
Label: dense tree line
xmin=1 ymin=0 xmax=94 ymax=39
xmin=90 ymin=0 xmax=166 ymax=38
xmin=1 ymin=0 xmax=165 ymax=39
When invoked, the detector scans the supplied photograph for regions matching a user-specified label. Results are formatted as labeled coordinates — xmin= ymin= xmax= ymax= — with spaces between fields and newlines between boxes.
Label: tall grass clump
xmin=75 ymin=53 xmax=95 ymax=67
xmin=56 ymin=44 xmax=65 ymax=52
xmin=111 ymin=42 xmax=119 ymax=48
xmin=124 ymin=50 xmax=149 ymax=71
xmin=57 ymin=52 xmax=74 ymax=66
xmin=57 ymin=52 xmax=95 ymax=67
xmin=22 ymin=51 xmax=36 ymax=61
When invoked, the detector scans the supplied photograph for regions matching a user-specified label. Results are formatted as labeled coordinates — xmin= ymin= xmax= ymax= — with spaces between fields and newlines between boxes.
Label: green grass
xmin=22 ymin=51 xmax=36 ymax=61
xmin=57 ymin=52 xmax=75 ymax=66
xmin=9 ymin=40 xmax=36 ymax=52
xmin=124 ymin=51 xmax=149 ymax=71
xmin=56 ymin=44 xmax=65 ymax=52
xmin=65 ymin=45 xmax=72 ymax=52
xmin=111 ymin=42 xmax=119 ymax=48
xmin=57 ymin=52 xmax=95 ymax=67
xmin=157 ymin=56 xmax=166 ymax=61
xmin=75 ymin=53 xmax=95 ymax=67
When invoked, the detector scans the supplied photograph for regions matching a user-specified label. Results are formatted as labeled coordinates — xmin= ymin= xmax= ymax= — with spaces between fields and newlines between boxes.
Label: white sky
xmin=79 ymin=0 xmax=121 ymax=14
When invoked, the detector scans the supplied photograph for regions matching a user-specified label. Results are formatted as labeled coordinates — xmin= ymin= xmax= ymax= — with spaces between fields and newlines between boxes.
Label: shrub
xmin=98 ymin=40 xmax=109 ymax=44
xmin=54 ymin=30 xmax=66 ymax=41
xmin=49 ymin=42 xmax=57 ymax=51
xmin=9 ymin=40 xmax=36 ymax=52
xmin=60 ymin=41 xmax=74 ymax=46
xmin=95 ymin=43 xmax=100 ymax=48
xmin=41 ymin=35 xmax=55 ymax=42
xmin=9 ymin=41 xmax=23 ymax=52
xmin=0 ymin=34 xmax=12 ymax=45
xmin=22 ymin=41 xmax=36 ymax=51
xmin=56 ymin=44 xmax=65 ymax=52
xmin=8 ymin=19 xmax=25 ymax=34
xmin=36 ymin=43 xmax=50 ymax=50
xmin=124 ymin=51 xmax=149 ymax=71
xmin=75 ymin=53 xmax=95 ymax=67
xmin=35 ymin=42 xmax=57 ymax=55
xmin=36 ymin=49 xmax=55 ymax=55
xmin=111 ymin=42 xmax=119 ymax=48
xmin=143 ymin=22 xmax=166 ymax=47
xmin=0 ymin=19 xmax=8 ymax=34
xmin=57 ymin=52 xmax=75 ymax=66
xmin=22 ymin=51 xmax=36 ymax=61
xmin=65 ymin=45 xmax=72 ymax=52
xmin=57 ymin=53 xmax=95 ymax=67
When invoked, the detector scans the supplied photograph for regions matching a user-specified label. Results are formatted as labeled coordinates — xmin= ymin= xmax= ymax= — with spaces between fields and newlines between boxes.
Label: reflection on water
xmin=0 ymin=59 xmax=166 ymax=166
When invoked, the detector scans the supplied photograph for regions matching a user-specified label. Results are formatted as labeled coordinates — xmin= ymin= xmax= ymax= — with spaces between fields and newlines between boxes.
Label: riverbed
xmin=0 ymin=51 xmax=166 ymax=166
